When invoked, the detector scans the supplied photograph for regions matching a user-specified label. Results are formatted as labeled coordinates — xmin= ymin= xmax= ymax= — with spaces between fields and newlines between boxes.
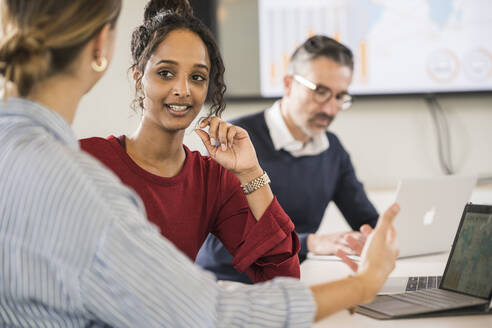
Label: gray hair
xmin=286 ymin=35 xmax=354 ymax=75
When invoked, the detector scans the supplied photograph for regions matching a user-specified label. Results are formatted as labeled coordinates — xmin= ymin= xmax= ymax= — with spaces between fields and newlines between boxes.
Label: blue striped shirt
xmin=0 ymin=98 xmax=315 ymax=327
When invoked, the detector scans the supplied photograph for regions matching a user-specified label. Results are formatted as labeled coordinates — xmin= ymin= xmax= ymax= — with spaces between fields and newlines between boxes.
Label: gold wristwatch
xmin=241 ymin=171 xmax=271 ymax=195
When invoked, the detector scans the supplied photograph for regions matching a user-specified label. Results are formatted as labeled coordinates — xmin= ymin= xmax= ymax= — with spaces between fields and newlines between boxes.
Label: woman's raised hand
xmin=195 ymin=117 xmax=262 ymax=180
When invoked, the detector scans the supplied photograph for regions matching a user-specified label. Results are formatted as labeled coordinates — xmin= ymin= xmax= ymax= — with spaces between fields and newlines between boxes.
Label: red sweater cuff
xmin=231 ymin=197 xmax=297 ymax=272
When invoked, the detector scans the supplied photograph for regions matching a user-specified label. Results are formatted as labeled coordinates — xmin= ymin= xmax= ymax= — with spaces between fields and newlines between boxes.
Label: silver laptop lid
xmin=440 ymin=203 xmax=492 ymax=300
xmin=393 ymin=175 xmax=477 ymax=257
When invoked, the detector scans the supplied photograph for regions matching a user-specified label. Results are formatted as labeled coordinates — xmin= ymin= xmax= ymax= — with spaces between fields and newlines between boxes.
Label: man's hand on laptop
xmin=307 ymin=225 xmax=372 ymax=256
xmin=337 ymin=203 xmax=400 ymax=303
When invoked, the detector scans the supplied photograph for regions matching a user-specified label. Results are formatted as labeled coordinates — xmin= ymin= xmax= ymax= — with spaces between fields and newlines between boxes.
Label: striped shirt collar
xmin=0 ymin=97 xmax=79 ymax=150
xmin=264 ymin=100 xmax=329 ymax=157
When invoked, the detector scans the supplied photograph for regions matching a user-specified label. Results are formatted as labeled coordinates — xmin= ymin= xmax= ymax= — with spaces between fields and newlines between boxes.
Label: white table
xmin=300 ymin=253 xmax=492 ymax=327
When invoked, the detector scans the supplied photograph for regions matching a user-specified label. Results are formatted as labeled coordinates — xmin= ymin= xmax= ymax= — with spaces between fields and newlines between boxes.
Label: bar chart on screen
xmin=258 ymin=0 xmax=492 ymax=97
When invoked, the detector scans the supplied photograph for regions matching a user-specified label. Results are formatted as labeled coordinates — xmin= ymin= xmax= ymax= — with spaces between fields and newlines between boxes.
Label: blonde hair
xmin=0 ymin=0 xmax=121 ymax=97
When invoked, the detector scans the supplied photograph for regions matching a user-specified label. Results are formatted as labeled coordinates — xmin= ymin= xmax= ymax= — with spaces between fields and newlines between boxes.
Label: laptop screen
xmin=440 ymin=204 xmax=492 ymax=299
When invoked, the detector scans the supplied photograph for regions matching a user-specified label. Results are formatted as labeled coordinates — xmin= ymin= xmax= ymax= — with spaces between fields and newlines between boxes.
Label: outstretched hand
xmin=195 ymin=117 xmax=261 ymax=179
xmin=337 ymin=203 xmax=400 ymax=302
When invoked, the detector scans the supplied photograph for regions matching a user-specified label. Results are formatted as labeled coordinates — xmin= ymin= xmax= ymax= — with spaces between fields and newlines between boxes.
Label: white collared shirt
xmin=264 ymin=101 xmax=329 ymax=157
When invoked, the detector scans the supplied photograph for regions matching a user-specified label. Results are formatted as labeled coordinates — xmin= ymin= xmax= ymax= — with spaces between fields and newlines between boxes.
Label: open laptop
xmin=378 ymin=175 xmax=476 ymax=294
xmin=309 ymin=175 xmax=476 ymax=265
xmin=356 ymin=202 xmax=492 ymax=319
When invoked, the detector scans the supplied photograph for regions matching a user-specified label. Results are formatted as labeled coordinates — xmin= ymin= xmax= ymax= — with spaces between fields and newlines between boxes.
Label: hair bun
xmin=0 ymin=33 xmax=51 ymax=96
xmin=0 ymin=33 xmax=49 ymax=71
xmin=0 ymin=34 xmax=46 ymax=58
xmin=143 ymin=0 xmax=193 ymax=22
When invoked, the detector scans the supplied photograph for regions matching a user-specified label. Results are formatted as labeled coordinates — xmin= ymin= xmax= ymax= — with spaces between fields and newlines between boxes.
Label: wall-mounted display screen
xmin=217 ymin=0 xmax=492 ymax=98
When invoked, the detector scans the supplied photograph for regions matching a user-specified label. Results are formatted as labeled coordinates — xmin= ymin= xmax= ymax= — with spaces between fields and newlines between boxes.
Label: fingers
xmin=226 ymin=125 xmax=237 ymax=149
xmin=336 ymin=249 xmax=359 ymax=272
xmin=337 ymin=244 xmax=357 ymax=255
xmin=360 ymin=224 xmax=373 ymax=236
xmin=203 ymin=117 xmax=219 ymax=147
xmin=375 ymin=203 xmax=400 ymax=232
xmin=311 ymin=232 xmax=368 ymax=256
xmin=345 ymin=234 xmax=364 ymax=256
xmin=194 ymin=129 xmax=215 ymax=155
xmin=217 ymin=120 xmax=228 ymax=151
xmin=199 ymin=117 xmax=237 ymax=151
xmin=387 ymin=225 xmax=397 ymax=244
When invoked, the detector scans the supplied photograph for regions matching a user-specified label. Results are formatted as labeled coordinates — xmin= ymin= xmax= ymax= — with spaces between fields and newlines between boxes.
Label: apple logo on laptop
xmin=423 ymin=206 xmax=436 ymax=225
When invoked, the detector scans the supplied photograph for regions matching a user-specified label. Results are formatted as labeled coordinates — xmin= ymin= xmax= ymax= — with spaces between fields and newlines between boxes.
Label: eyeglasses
xmin=293 ymin=74 xmax=352 ymax=110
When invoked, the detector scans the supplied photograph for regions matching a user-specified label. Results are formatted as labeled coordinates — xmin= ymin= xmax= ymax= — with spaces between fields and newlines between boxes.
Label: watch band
xmin=241 ymin=171 xmax=271 ymax=195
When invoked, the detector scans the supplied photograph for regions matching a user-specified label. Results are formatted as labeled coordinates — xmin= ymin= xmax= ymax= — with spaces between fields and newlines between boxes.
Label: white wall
xmin=73 ymin=0 xmax=144 ymax=139
xmin=73 ymin=0 xmax=492 ymax=191
xmin=210 ymin=94 xmax=492 ymax=188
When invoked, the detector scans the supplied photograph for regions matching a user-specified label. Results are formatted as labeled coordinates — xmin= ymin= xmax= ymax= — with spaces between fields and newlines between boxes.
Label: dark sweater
xmin=195 ymin=110 xmax=378 ymax=283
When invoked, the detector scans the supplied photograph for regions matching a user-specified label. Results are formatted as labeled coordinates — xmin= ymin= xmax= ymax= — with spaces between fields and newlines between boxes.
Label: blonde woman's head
xmin=0 ymin=0 xmax=121 ymax=97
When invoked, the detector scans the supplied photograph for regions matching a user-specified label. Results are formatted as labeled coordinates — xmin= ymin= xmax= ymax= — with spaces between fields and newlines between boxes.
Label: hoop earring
xmin=91 ymin=56 xmax=108 ymax=72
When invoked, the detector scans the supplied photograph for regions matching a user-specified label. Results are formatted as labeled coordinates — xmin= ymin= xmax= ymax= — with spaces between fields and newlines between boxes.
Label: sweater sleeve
xmin=332 ymin=140 xmax=379 ymax=230
xmin=297 ymin=232 xmax=310 ymax=262
xmin=211 ymin=170 xmax=300 ymax=283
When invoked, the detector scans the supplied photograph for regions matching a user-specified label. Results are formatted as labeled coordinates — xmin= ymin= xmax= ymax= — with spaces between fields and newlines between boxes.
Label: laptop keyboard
xmin=406 ymin=276 xmax=442 ymax=291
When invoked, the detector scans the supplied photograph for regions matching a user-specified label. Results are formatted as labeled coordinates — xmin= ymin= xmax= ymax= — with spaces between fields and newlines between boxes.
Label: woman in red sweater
xmin=80 ymin=0 xmax=300 ymax=283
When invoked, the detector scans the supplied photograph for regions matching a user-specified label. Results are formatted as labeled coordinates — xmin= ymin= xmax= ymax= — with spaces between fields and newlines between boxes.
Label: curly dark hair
xmin=130 ymin=0 xmax=226 ymax=117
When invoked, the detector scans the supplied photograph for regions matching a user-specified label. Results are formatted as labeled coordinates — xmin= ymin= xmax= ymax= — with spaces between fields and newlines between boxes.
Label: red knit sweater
xmin=80 ymin=136 xmax=300 ymax=282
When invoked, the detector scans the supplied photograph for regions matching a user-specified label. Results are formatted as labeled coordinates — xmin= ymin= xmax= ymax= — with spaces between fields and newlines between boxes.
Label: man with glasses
xmin=196 ymin=35 xmax=378 ymax=283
